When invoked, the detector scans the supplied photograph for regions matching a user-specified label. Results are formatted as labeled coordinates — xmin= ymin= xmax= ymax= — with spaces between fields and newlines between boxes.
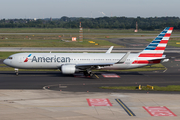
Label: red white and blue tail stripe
xmin=138 ymin=27 xmax=173 ymax=58
xmin=132 ymin=27 xmax=173 ymax=65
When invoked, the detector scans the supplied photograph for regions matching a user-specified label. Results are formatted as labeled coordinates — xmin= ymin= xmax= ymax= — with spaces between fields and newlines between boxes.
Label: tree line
xmin=0 ymin=16 xmax=180 ymax=30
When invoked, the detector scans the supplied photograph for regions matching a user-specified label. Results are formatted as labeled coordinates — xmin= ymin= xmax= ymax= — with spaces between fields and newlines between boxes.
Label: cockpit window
xmin=8 ymin=57 xmax=13 ymax=59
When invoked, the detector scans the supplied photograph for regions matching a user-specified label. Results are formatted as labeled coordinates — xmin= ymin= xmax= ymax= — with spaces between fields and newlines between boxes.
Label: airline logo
xmin=31 ymin=55 xmax=71 ymax=63
xmin=138 ymin=27 xmax=173 ymax=57
xmin=24 ymin=54 xmax=32 ymax=62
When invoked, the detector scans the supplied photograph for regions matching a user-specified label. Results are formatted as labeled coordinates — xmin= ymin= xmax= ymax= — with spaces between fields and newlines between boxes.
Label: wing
xmin=75 ymin=62 xmax=115 ymax=70
xmin=75 ymin=52 xmax=131 ymax=69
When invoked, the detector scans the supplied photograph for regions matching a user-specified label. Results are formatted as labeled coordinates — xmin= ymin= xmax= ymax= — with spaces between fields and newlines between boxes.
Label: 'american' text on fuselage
xmin=31 ymin=56 xmax=71 ymax=63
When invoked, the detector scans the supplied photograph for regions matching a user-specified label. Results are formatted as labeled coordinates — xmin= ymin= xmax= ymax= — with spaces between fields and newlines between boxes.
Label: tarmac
xmin=1 ymin=90 xmax=180 ymax=120
xmin=0 ymin=52 xmax=180 ymax=119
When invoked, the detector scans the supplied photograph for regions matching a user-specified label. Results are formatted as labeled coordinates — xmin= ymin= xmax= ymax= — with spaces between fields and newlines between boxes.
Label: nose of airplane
xmin=3 ymin=59 xmax=8 ymax=65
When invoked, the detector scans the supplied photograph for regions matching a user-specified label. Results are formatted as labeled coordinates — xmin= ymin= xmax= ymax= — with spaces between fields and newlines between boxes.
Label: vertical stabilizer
xmin=138 ymin=27 xmax=173 ymax=58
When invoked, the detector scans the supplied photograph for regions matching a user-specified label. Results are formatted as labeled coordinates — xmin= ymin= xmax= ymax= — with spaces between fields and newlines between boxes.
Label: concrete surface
xmin=0 ymin=90 xmax=180 ymax=120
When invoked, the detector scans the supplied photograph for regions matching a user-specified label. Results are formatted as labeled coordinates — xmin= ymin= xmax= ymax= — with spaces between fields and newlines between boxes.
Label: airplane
xmin=3 ymin=27 xmax=173 ymax=76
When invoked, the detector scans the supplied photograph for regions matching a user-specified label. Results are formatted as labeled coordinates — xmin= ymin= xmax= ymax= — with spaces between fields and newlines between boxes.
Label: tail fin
xmin=138 ymin=27 xmax=173 ymax=57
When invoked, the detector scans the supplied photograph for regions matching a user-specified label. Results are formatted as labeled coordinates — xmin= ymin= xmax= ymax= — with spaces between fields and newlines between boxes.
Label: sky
xmin=0 ymin=0 xmax=180 ymax=19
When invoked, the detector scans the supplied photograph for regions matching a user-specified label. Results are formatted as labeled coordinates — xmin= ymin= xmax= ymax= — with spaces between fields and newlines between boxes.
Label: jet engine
xmin=61 ymin=64 xmax=76 ymax=74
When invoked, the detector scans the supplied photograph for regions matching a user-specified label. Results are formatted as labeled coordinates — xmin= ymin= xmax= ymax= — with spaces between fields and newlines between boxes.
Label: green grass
xmin=0 ymin=34 xmax=154 ymax=41
xmin=1 ymin=29 xmax=179 ymax=48
xmin=0 ymin=39 xmax=121 ymax=47
xmin=0 ymin=33 xmax=156 ymax=39
xmin=0 ymin=28 xmax=156 ymax=33
xmin=0 ymin=34 xmax=122 ymax=47
xmin=0 ymin=28 xmax=180 ymax=34
xmin=100 ymin=85 xmax=180 ymax=91
xmin=166 ymin=38 xmax=180 ymax=47
xmin=0 ymin=64 xmax=6 ymax=66
xmin=0 ymin=67 xmax=15 ymax=71
xmin=0 ymin=28 xmax=81 ymax=33
xmin=100 ymin=86 xmax=137 ymax=90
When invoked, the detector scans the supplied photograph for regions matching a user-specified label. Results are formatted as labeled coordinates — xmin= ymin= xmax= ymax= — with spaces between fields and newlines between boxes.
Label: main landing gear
xmin=83 ymin=69 xmax=93 ymax=77
xmin=15 ymin=68 xmax=19 ymax=76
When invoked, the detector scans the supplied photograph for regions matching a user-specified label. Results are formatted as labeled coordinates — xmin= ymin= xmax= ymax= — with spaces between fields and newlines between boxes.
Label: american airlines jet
xmin=3 ymin=27 xmax=173 ymax=76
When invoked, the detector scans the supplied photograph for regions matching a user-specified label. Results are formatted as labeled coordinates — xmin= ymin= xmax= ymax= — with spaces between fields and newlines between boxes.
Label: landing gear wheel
xmin=84 ymin=70 xmax=94 ymax=77
xmin=83 ymin=71 xmax=89 ymax=76
xmin=89 ymin=72 xmax=94 ymax=77
xmin=15 ymin=68 xmax=19 ymax=76
xmin=16 ymin=72 xmax=18 ymax=76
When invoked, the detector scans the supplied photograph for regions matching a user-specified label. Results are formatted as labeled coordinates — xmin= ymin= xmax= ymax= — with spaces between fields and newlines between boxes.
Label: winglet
xmin=106 ymin=46 xmax=114 ymax=53
xmin=116 ymin=51 xmax=131 ymax=64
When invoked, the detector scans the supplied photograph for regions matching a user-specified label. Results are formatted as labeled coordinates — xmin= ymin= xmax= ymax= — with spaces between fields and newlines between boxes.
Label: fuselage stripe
xmin=132 ymin=60 xmax=161 ymax=64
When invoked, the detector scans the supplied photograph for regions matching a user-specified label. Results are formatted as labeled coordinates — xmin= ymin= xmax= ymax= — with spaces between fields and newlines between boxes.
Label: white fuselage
xmin=3 ymin=53 xmax=145 ymax=70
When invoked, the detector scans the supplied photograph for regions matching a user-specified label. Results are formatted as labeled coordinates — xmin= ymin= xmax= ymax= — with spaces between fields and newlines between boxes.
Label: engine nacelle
xmin=61 ymin=64 xmax=76 ymax=74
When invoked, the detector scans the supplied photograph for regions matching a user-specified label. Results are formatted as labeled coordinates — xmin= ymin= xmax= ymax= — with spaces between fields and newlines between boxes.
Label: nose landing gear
xmin=15 ymin=68 xmax=19 ymax=76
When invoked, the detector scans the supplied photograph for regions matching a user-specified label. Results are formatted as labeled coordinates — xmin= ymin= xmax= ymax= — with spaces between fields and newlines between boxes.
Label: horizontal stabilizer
xmin=116 ymin=51 xmax=131 ymax=64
